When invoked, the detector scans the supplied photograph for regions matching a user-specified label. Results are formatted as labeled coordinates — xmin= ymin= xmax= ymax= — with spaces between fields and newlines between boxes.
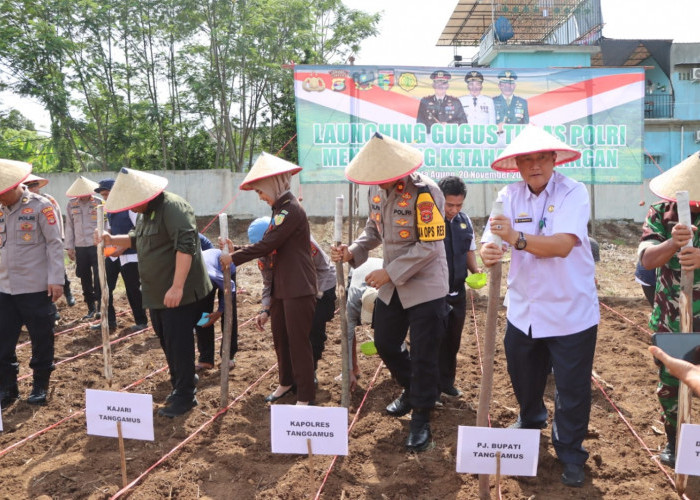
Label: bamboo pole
xmin=117 ymin=421 xmax=128 ymax=488
xmin=335 ymin=196 xmax=350 ymax=408
xmin=477 ymin=200 xmax=503 ymax=500
xmin=674 ymin=190 xmax=692 ymax=495
xmin=219 ymin=213 xmax=233 ymax=408
xmin=96 ymin=205 xmax=113 ymax=386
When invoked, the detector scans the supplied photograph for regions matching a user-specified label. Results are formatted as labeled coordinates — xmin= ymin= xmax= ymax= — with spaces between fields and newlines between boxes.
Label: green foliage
xmin=0 ymin=0 xmax=379 ymax=173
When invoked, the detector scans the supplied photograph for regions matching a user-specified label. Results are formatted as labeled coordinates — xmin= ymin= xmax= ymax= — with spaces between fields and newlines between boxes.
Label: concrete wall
xmin=39 ymin=169 xmax=655 ymax=223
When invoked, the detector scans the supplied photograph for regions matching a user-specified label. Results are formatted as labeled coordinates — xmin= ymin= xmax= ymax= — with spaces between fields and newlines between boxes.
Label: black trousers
xmin=0 ymin=291 xmax=55 ymax=383
xmin=504 ymin=321 xmax=598 ymax=465
xmin=373 ymin=290 xmax=448 ymax=409
xmin=194 ymin=288 xmax=238 ymax=364
xmin=150 ymin=300 xmax=201 ymax=403
xmin=439 ymin=294 xmax=466 ymax=391
xmin=105 ymin=257 xmax=148 ymax=326
xmin=75 ymin=246 xmax=100 ymax=306
xmin=309 ymin=286 xmax=336 ymax=369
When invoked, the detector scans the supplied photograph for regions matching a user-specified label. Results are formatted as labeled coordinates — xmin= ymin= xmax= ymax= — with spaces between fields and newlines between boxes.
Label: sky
xmin=3 ymin=0 xmax=699 ymax=132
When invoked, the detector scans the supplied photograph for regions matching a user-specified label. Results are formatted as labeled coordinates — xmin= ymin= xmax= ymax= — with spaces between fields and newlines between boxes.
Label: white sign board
xmin=456 ymin=426 xmax=540 ymax=476
xmin=85 ymin=389 xmax=154 ymax=441
xmin=271 ymin=405 xmax=348 ymax=456
xmin=676 ymin=423 xmax=700 ymax=475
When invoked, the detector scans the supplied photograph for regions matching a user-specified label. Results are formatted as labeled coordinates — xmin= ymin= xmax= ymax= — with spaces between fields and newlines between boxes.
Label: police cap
xmin=464 ymin=71 xmax=484 ymax=83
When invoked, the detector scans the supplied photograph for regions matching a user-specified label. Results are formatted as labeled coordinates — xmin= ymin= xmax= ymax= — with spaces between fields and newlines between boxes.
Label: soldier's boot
xmin=64 ymin=283 xmax=76 ymax=307
xmin=82 ymin=302 xmax=97 ymax=320
xmin=658 ymin=426 xmax=676 ymax=467
xmin=0 ymin=378 xmax=20 ymax=408
xmin=27 ymin=371 xmax=51 ymax=405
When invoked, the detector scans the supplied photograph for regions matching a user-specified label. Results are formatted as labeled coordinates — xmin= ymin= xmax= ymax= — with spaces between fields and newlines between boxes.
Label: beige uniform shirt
xmin=64 ymin=196 xmax=104 ymax=249
xmin=349 ymin=173 xmax=449 ymax=309
xmin=0 ymin=187 xmax=65 ymax=293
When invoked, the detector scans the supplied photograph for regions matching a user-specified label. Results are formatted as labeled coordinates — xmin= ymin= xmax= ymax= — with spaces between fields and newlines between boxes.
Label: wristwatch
xmin=514 ymin=231 xmax=527 ymax=250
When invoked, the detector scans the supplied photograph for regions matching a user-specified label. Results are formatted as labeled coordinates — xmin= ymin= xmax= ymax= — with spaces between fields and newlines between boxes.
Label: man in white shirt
xmin=459 ymin=70 xmax=495 ymax=125
xmin=480 ymin=125 xmax=599 ymax=488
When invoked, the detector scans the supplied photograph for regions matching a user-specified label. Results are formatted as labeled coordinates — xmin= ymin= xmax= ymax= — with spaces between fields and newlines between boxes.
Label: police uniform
xmin=460 ymin=71 xmax=496 ymax=125
xmin=416 ymin=70 xmax=467 ymax=133
xmin=494 ymin=70 xmax=529 ymax=125
xmin=349 ymin=173 xmax=449 ymax=410
xmin=65 ymin=195 xmax=103 ymax=314
xmin=440 ymin=211 xmax=475 ymax=392
xmin=0 ymin=187 xmax=64 ymax=405
xmin=233 ymin=191 xmax=318 ymax=403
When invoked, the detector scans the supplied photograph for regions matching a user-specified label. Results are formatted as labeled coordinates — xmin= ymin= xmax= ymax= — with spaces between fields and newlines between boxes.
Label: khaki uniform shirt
xmin=65 ymin=196 xmax=104 ymax=249
xmin=349 ymin=173 xmax=448 ymax=309
xmin=129 ymin=192 xmax=212 ymax=310
xmin=0 ymin=187 xmax=65 ymax=293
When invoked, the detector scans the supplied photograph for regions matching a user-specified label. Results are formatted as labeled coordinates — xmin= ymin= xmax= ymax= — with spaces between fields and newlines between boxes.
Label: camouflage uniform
xmin=640 ymin=201 xmax=700 ymax=436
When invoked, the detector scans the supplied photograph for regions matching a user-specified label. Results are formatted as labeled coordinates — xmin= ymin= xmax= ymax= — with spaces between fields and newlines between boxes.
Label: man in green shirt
xmin=97 ymin=168 xmax=212 ymax=417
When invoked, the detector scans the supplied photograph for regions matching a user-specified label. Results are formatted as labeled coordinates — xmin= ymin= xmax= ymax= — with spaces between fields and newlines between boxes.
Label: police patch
xmin=397 ymin=200 xmax=409 ymax=208
xmin=22 ymin=208 xmax=34 ymax=214
xmin=514 ymin=217 xmax=532 ymax=224
xmin=22 ymin=233 xmax=32 ymax=241
xmin=20 ymin=222 xmax=34 ymax=231
xmin=399 ymin=230 xmax=410 ymax=239
xmin=41 ymin=206 xmax=57 ymax=225
xmin=417 ymin=201 xmax=434 ymax=223
xmin=395 ymin=219 xmax=408 ymax=226
xmin=395 ymin=182 xmax=405 ymax=192
xmin=372 ymin=195 xmax=381 ymax=204
xmin=401 ymin=192 xmax=412 ymax=200
xmin=274 ymin=210 xmax=288 ymax=226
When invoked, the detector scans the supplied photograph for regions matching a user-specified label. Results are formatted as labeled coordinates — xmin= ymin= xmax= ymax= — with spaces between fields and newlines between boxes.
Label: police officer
xmin=437 ymin=176 xmax=480 ymax=400
xmin=493 ymin=70 xmax=530 ymax=126
xmin=332 ymin=133 xmax=450 ymax=452
xmin=0 ymin=160 xmax=65 ymax=407
xmin=459 ymin=70 xmax=496 ymax=125
xmin=23 ymin=174 xmax=76 ymax=309
xmin=65 ymin=176 xmax=104 ymax=320
xmin=416 ymin=70 xmax=467 ymax=133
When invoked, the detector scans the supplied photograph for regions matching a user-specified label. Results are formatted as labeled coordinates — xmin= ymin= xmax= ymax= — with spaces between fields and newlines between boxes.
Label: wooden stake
xmin=495 ymin=451 xmax=502 ymax=498
xmin=96 ymin=205 xmax=113 ymax=386
xmin=477 ymin=200 xmax=503 ymax=500
xmin=334 ymin=196 xmax=350 ymax=408
xmin=218 ymin=213 xmax=233 ymax=408
xmin=116 ymin=421 xmax=128 ymax=488
xmin=306 ymin=438 xmax=316 ymax=496
xmin=674 ymin=191 xmax=693 ymax=495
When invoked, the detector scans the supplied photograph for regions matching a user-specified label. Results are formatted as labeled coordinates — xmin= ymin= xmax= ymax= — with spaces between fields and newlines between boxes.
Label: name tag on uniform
xmin=514 ymin=217 xmax=532 ymax=224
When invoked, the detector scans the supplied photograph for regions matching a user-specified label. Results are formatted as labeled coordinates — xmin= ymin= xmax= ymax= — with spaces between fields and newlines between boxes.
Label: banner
xmin=294 ymin=65 xmax=645 ymax=184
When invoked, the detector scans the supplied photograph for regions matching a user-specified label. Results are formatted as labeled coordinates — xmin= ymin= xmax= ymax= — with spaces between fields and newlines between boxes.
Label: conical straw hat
xmin=239 ymin=153 xmax=302 ymax=191
xmin=0 ymin=159 xmax=32 ymax=195
xmin=649 ymin=151 xmax=700 ymax=206
xmin=491 ymin=125 xmax=581 ymax=172
xmin=345 ymin=132 xmax=423 ymax=185
xmin=66 ymin=176 xmax=100 ymax=197
xmin=23 ymin=173 xmax=49 ymax=189
xmin=104 ymin=168 xmax=168 ymax=213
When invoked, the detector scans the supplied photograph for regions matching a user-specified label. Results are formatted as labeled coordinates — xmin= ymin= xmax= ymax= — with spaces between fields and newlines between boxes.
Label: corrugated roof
xmin=438 ymin=0 xmax=598 ymax=47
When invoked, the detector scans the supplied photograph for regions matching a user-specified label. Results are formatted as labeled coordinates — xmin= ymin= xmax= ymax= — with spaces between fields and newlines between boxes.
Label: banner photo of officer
xmin=294 ymin=66 xmax=645 ymax=185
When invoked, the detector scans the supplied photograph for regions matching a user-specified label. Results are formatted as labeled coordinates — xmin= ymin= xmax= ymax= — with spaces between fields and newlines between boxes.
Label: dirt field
xmin=1 ymin=217 xmax=699 ymax=499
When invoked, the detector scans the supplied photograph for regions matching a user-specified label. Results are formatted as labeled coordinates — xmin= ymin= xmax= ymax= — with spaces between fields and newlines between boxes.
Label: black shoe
xmin=158 ymin=397 xmax=197 ymax=418
xmin=658 ymin=442 xmax=676 ymax=467
xmin=165 ymin=374 xmax=199 ymax=404
xmin=90 ymin=323 xmax=117 ymax=331
xmin=442 ymin=386 xmax=462 ymax=397
xmin=264 ymin=385 xmax=296 ymax=403
xmin=386 ymin=391 xmax=412 ymax=417
xmin=66 ymin=294 xmax=76 ymax=307
xmin=509 ymin=418 xmax=547 ymax=430
xmin=561 ymin=463 xmax=585 ymax=487
xmin=131 ymin=323 xmax=148 ymax=332
xmin=0 ymin=385 xmax=19 ymax=408
xmin=406 ymin=421 xmax=432 ymax=452
xmin=83 ymin=309 xmax=97 ymax=320
xmin=27 ymin=387 xmax=48 ymax=405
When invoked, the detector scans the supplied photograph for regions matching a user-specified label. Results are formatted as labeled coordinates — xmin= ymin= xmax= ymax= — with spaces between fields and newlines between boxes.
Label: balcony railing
xmin=644 ymin=93 xmax=674 ymax=119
